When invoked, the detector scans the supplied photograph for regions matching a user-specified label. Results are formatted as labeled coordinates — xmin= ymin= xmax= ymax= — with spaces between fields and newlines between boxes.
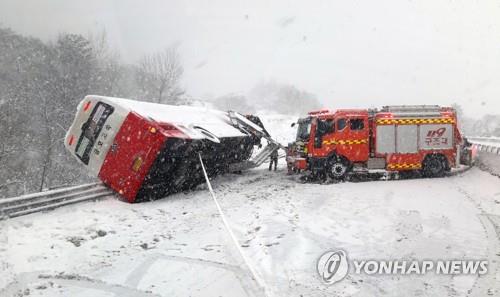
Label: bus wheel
xmin=422 ymin=155 xmax=447 ymax=178
xmin=328 ymin=157 xmax=350 ymax=180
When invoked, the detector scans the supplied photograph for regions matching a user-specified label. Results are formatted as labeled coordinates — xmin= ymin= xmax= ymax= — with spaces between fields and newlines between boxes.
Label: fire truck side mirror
xmin=291 ymin=122 xmax=296 ymax=127
xmin=314 ymin=136 xmax=322 ymax=148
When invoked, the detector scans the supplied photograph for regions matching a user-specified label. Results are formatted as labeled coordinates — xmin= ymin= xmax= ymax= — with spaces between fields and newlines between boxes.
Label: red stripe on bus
xmin=83 ymin=101 xmax=92 ymax=112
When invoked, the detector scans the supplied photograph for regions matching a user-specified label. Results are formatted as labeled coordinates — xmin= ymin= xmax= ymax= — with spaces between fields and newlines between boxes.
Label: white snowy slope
xmin=477 ymin=151 xmax=500 ymax=177
xmin=1 ymin=114 xmax=500 ymax=297
xmin=256 ymin=111 xmax=298 ymax=146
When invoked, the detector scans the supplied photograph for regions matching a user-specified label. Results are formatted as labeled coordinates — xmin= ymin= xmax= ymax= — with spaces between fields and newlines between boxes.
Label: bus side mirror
xmin=291 ymin=122 xmax=296 ymax=127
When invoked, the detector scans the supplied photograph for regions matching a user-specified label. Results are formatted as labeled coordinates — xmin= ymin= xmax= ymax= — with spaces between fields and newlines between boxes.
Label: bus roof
xmin=86 ymin=95 xmax=246 ymax=138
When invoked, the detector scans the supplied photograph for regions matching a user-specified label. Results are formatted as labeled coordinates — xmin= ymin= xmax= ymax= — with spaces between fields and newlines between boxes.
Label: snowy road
xmin=1 ymin=166 xmax=500 ymax=297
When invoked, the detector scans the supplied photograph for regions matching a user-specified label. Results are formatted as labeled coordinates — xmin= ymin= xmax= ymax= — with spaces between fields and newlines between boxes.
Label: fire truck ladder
xmin=227 ymin=111 xmax=285 ymax=170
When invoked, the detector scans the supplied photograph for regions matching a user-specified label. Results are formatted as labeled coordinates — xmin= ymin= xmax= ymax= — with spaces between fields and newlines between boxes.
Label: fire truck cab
xmin=287 ymin=105 xmax=462 ymax=179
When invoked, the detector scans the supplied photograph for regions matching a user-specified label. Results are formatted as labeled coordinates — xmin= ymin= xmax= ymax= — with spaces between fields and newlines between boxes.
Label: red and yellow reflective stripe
xmin=387 ymin=163 xmax=421 ymax=170
xmin=376 ymin=118 xmax=454 ymax=125
xmin=322 ymin=139 xmax=368 ymax=145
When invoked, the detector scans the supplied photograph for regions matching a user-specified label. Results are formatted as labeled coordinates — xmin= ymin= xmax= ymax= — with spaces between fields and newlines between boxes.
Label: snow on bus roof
xmin=89 ymin=95 xmax=246 ymax=139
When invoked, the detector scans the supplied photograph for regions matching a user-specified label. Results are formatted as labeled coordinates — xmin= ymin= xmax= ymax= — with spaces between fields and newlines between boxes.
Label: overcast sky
xmin=1 ymin=0 xmax=499 ymax=117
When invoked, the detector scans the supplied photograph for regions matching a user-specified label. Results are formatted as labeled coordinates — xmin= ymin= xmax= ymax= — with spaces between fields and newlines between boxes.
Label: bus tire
xmin=422 ymin=154 xmax=447 ymax=178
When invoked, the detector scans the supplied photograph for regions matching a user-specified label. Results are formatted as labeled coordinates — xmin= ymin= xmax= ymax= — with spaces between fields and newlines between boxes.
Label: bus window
xmin=75 ymin=102 xmax=114 ymax=164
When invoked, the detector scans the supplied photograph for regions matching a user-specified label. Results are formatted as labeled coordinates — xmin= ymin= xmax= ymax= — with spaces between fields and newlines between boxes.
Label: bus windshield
xmin=296 ymin=118 xmax=311 ymax=141
xmin=75 ymin=102 xmax=114 ymax=164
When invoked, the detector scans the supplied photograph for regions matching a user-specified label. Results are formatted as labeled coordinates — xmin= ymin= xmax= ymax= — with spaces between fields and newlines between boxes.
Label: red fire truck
xmin=287 ymin=105 xmax=463 ymax=179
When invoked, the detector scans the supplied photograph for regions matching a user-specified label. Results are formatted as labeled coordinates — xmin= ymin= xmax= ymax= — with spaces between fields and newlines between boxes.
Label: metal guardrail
xmin=0 ymin=182 xmax=114 ymax=220
xmin=468 ymin=136 xmax=500 ymax=144
xmin=467 ymin=136 xmax=500 ymax=156
xmin=468 ymin=137 xmax=500 ymax=177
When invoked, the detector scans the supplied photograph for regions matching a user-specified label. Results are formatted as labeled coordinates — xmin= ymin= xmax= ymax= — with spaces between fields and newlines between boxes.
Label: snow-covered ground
xmin=1 ymin=113 xmax=500 ymax=297
xmin=2 ymin=166 xmax=500 ymax=297
xmin=477 ymin=151 xmax=500 ymax=177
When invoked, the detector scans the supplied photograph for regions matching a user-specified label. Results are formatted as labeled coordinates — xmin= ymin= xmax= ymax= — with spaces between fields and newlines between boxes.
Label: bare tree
xmin=88 ymin=30 xmax=124 ymax=96
xmin=136 ymin=46 xmax=184 ymax=104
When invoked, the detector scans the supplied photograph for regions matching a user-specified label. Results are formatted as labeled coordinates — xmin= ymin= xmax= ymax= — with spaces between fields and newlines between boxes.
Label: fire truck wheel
xmin=422 ymin=155 xmax=447 ymax=178
xmin=327 ymin=157 xmax=350 ymax=180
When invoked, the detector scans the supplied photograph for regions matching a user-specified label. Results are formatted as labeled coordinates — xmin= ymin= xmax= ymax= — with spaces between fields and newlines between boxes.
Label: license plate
xmin=76 ymin=137 xmax=90 ymax=158
xmin=92 ymin=105 xmax=106 ymax=123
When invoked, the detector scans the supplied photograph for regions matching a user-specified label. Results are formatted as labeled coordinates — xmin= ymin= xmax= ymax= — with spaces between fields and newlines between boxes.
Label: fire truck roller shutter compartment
xmin=376 ymin=125 xmax=396 ymax=154
xmin=396 ymin=125 xmax=418 ymax=153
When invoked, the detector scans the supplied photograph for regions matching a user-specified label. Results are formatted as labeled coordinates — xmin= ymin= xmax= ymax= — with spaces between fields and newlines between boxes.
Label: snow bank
xmin=477 ymin=150 xmax=500 ymax=177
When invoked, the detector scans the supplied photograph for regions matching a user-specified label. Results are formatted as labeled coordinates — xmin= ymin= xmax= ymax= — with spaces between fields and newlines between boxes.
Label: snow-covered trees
xmin=0 ymin=27 xmax=62 ymax=196
xmin=0 ymin=27 xmax=192 ymax=197
xmin=452 ymin=104 xmax=500 ymax=137
xmin=0 ymin=28 xmax=137 ymax=197
xmin=213 ymin=94 xmax=256 ymax=114
xmin=212 ymin=82 xmax=321 ymax=115
xmin=249 ymin=81 xmax=321 ymax=115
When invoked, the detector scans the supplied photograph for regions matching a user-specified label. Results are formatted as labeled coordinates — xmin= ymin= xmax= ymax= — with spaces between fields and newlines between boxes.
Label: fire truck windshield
xmin=296 ymin=118 xmax=311 ymax=141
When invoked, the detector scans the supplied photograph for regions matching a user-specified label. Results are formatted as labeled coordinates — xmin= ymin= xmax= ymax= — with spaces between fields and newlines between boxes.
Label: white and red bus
xmin=65 ymin=95 xmax=260 ymax=202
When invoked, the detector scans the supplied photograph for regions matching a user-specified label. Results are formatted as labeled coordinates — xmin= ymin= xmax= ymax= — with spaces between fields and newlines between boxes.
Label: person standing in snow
xmin=269 ymin=148 xmax=278 ymax=171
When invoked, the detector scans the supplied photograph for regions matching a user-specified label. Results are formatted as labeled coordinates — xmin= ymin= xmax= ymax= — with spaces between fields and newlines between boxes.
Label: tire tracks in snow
xmin=451 ymin=174 xmax=500 ymax=297
xmin=0 ymin=254 xmax=260 ymax=297
xmin=122 ymin=253 xmax=261 ymax=297
xmin=0 ymin=271 xmax=160 ymax=297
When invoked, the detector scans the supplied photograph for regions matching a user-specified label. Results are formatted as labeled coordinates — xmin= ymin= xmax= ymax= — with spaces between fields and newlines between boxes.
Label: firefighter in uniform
xmin=269 ymin=148 xmax=278 ymax=171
